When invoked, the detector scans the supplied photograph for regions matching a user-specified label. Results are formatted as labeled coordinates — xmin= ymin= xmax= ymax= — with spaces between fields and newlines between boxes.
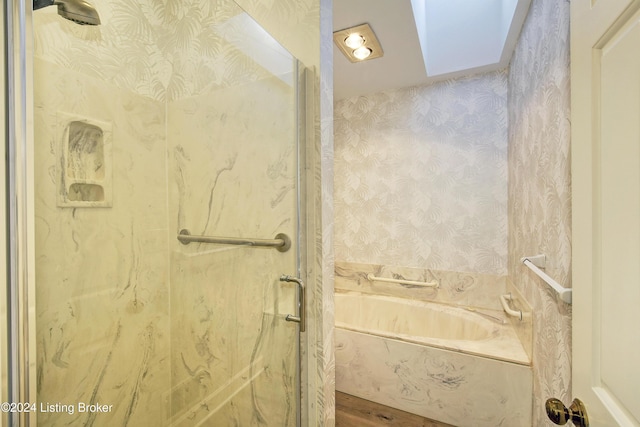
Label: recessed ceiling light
xmin=344 ymin=34 xmax=365 ymax=49
xmin=353 ymin=47 xmax=372 ymax=60
xmin=333 ymin=23 xmax=383 ymax=63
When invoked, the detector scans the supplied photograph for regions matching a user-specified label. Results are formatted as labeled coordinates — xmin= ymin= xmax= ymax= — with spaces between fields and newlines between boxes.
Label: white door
xmin=571 ymin=0 xmax=640 ymax=425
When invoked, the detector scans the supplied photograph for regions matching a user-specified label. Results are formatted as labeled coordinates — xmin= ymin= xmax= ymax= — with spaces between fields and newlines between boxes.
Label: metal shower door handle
xmin=279 ymin=275 xmax=305 ymax=332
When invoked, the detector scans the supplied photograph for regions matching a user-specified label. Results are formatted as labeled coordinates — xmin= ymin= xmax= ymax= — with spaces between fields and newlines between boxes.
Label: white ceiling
xmin=333 ymin=0 xmax=531 ymax=100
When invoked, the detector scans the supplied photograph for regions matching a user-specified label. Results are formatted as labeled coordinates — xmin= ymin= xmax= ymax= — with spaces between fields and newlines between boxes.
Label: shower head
xmin=33 ymin=0 xmax=101 ymax=26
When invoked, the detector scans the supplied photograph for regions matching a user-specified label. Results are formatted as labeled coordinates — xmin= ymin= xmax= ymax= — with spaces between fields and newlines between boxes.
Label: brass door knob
xmin=545 ymin=398 xmax=589 ymax=427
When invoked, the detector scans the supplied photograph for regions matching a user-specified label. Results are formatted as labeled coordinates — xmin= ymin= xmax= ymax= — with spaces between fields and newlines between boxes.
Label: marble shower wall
xmin=334 ymin=71 xmax=508 ymax=276
xmin=33 ymin=56 xmax=170 ymax=426
xmin=507 ymin=0 xmax=572 ymax=425
xmin=34 ymin=5 xmax=175 ymax=423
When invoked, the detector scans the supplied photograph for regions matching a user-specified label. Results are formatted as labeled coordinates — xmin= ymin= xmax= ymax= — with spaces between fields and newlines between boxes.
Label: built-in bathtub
xmin=335 ymin=291 xmax=532 ymax=427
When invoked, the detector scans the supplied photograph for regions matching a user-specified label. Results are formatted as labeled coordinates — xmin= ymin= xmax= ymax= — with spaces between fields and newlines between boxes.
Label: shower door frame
xmin=3 ymin=0 xmax=38 ymax=426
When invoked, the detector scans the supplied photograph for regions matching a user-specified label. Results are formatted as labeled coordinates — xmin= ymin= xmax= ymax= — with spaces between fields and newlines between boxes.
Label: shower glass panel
xmin=31 ymin=0 xmax=301 ymax=425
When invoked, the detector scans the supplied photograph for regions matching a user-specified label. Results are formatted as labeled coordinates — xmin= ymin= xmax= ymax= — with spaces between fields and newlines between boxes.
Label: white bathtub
xmin=335 ymin=291 xmax=532 ymax=427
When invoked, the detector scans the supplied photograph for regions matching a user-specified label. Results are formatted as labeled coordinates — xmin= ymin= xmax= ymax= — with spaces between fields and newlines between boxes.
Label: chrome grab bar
xmin=177 ymin=229 xmax=291 ymax=252
xmin=280 ymin=275 xmax=305 ymax=332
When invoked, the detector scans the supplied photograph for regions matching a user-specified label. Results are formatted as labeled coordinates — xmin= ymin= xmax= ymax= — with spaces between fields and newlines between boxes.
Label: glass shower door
xmin=166 ymin=10 xmax=302 ymax=426
xmin=30 ymin=0 xmax=301 ymax=425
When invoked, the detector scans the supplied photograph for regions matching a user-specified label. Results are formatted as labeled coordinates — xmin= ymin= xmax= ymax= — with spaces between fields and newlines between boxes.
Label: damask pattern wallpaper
xmin=334 ymin=72 xmax=509 ymax=276
xmin=508 ymin=0 xmax=572 ymax=424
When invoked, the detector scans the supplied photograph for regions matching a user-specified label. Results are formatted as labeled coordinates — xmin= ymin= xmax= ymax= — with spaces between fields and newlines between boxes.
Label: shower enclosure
xmin=3 ymin=0 xmax=307 ymax=425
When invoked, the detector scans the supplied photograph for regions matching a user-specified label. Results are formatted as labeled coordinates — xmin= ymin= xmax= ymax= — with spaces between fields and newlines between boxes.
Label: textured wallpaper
xmin=334 ymin=71 xmax=508 ymax=275
xmin=507 ymin=0 xmax=572 ymax=424
xmin=34 ymin=0 xmax=287 ymax=102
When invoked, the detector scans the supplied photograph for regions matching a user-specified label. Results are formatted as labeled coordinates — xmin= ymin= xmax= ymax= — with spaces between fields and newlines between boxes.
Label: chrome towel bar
xmin=177 ymin=229 xmax=291 ymax=252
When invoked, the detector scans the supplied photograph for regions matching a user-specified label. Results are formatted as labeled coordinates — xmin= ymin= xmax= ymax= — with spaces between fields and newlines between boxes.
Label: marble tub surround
xmin=334 ymin=262 xmax=533 ymax=425
xmin=336 ymin=328 xmax=532 ymax=427
xmin=335 ymin=261 xmax=534 ymax=362
xmin=336 ymin=261 xmax=510 ymax=311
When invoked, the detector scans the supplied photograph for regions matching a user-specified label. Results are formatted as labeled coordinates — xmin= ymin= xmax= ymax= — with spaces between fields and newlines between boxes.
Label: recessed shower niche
xmin=56 ymin=113 xmax=112 ymax=207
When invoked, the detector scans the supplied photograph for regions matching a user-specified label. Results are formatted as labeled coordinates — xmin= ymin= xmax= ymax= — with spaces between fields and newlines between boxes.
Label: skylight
xmin=411 ymin=0 xmax=522 ymax=77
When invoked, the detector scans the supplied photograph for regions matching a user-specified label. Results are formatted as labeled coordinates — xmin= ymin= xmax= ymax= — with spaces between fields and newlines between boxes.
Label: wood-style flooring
xmin=335 ymin=392 xmax=455 ymax=427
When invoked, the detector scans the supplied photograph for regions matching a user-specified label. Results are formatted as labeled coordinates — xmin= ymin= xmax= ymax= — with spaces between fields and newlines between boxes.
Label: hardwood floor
xmin=335 ymin=392 xmax=455 ymax=427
